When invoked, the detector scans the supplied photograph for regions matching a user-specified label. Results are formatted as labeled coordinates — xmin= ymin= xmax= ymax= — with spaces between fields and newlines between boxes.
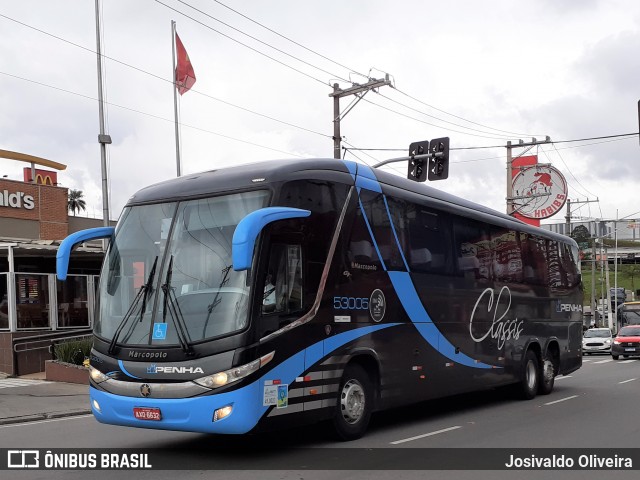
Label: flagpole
xmin=171 ymin=20 xmax=181 ymax=177
xmin=95 ymin=0 xmax=111 ymax=250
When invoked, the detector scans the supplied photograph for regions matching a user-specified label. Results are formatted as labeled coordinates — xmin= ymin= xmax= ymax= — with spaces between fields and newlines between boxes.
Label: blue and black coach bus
xmin=57 ymin=158 xmax=583 ymax=440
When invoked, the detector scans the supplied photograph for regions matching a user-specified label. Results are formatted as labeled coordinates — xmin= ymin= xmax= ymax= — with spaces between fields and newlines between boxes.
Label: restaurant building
xmin=0 ymin=152 xmax=112 ymax=375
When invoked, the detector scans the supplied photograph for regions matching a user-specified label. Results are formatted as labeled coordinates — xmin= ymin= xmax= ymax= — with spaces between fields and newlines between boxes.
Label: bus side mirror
xmin=232 ymin=207 xmax=310 ymax=271
xmin=57 ymin=227 xmax=115 ymax=280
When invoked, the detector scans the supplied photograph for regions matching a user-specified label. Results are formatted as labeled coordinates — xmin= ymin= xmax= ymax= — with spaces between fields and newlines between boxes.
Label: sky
xmin=0 ymin=0 xmax=639 ymax=226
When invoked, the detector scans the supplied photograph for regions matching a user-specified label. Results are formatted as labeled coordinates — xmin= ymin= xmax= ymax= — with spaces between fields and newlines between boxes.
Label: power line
xmin=376 ymin=91 xmax=515 ymax=139
xmin=541 ymin=145 xmax=596 ymax=198
xmin=0 ymin=71 xmax=306 ymax=158
xmin=347 ymin=132 xmax=639 ymax=154
xmin=210 ymin=0 xmax=367 ymax=77
xmin=204 ymin=0 xmax=541 ymax=141
xmin=392 ymin=87 xmax=543 ymax=138
xmin=154 ymin=0 xmax=329 ymax=87
xmin=172 ymin=0 xmax=561 ymax=144
xmin=358 ymin=96 xmax=510 ymax=140
xmin=0 ymin=12 xmax=330 ymax=139
xmin=537 ymin=147 xmax=591 ymax=200
xmin=173 ymin=0 xmax=352 ymax=83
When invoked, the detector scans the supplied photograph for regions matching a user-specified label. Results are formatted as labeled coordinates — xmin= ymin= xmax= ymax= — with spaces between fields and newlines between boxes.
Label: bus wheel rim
xmin=340 ymin=379 xmax=365 ymax=424
xmin=542 ymin=359 xmax=554 ymax=383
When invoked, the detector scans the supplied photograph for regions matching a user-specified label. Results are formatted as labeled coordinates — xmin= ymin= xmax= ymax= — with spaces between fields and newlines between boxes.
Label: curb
xmin=0 ymin=409 xmax=92 ymax=426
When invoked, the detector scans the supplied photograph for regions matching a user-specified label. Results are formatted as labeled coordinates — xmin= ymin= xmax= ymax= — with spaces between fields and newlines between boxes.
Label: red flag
xmin=175 ymin=32 xmax=196 ymax=95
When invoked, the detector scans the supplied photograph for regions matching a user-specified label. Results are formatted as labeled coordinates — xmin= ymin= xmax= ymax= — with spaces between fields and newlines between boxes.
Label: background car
xmin=611 ymin=325 xmax=640 ymax=360
xmin=582 ymin=328 xmax=613 ymax=355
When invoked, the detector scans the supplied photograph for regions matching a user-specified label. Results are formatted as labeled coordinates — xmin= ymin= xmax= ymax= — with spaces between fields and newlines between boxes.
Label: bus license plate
xmin=133 ymin=407 xmax=162 ymax=421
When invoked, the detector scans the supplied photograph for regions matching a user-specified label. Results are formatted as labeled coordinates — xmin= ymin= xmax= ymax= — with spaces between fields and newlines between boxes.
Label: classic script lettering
xmin=469 ymin=286 xmax=524 ymax=350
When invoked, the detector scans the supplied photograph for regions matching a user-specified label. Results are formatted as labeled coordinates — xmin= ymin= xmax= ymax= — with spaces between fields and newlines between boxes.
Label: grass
xmin=581 ymin=263 xmax=640 ymax=305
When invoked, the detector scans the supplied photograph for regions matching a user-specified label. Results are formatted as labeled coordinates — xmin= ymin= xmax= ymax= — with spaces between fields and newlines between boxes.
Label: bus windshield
xmin=95 ymin=190 xmax=270 ymax=347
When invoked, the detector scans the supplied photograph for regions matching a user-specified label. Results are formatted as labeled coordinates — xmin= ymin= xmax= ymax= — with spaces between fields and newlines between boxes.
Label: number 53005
xmin=333 ymin=296 xmax=369 ymax=310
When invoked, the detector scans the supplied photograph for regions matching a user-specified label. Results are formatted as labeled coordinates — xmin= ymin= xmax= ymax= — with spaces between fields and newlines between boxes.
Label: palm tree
xmin=68 ymin=189 xmax=86 ymax=216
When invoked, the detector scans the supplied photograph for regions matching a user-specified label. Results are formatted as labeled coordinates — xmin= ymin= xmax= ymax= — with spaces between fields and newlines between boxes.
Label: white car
xmin=582 ymin=328 xmax=613 ymax=355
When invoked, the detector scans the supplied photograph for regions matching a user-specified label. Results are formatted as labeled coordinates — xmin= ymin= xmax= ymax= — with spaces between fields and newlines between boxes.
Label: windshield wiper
xmin=202 ymin=265 xmax=232 ymax=338
xmin=108 ymin=256 xmax=158 ymax=354
xmin=161 ymin=256 xmax=194 ymax=355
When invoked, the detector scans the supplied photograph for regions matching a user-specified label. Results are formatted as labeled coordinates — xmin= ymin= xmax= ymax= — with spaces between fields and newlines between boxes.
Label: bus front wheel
xmin=333 ymin=363 xmax=373 ymax=441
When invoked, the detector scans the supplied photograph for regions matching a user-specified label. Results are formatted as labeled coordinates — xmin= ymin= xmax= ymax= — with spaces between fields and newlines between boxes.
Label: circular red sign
xmin=511 ymin=165 xmax=568 ymax=219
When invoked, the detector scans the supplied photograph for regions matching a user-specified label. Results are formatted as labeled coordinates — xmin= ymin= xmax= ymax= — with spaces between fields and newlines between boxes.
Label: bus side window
xmin=261 ymin=244 xmax=303 ymax=317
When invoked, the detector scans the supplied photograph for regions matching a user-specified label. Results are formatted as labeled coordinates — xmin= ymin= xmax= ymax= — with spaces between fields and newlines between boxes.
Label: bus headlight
xmin=194 ymin=351 xmax=274 ymax=389
xmin=89 ymin=365 xmax=109 ymax=384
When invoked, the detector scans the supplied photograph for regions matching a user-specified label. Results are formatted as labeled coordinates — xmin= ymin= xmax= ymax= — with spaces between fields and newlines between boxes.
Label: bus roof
xmin=126 ymin=158 xmax=574 ymax=244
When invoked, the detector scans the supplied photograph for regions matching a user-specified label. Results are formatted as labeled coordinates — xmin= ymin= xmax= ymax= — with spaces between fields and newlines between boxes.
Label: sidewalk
xmin=0 ymin=372 xmax=91 ymax=425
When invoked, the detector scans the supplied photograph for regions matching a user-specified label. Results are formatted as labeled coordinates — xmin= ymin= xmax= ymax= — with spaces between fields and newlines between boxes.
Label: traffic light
xmin=427 ymin=137 xmax=449 ymax=181
xmin=407 ymin=140 xmax=429 ymax=182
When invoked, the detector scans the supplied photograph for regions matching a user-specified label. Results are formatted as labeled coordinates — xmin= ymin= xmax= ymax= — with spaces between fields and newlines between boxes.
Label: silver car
xmin=582 ymin=328 xmax=613 ymax=355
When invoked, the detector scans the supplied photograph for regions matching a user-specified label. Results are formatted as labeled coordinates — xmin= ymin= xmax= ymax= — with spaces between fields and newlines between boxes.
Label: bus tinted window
xmin=402 ymin=202 xmax=450 ymax=274
xmin=453 ymin=217 xmax=491 ymax=280
xmin=492 ymin=227 xmax=523 ymax=283
xmin=521 ymin=233 xmax=548 ymax=286
xmin=548 ymin=240 xmax=581 ymax=290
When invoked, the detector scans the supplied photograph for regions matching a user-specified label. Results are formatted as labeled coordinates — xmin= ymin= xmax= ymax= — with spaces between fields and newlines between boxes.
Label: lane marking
xmin=390 ymin=426 xmax=462 ymax=445
xmin=593 ymin=359 xmax=613 ymax=364
xmin=0 ymin=414 xmax=94 ymax=429
xmin=544 ymin=395 xmax=579 ymax=406
xmin=619 ymin=360 xmax=637 ymax=364
xmin=0 ymin=379 xmax=47 ymax=389
xmin=555 ymin=375 xmax=572 ymax=380
xmin=619 ymin=378 xmax=637 ymax=384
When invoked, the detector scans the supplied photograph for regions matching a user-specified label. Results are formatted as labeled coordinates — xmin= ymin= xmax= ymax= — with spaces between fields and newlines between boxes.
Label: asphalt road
xmin=1 ymin=355 xmax=639 ymax=480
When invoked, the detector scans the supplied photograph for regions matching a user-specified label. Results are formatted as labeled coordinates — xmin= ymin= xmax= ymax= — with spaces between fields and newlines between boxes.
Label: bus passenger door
xmin=256 ymin=240 xmax=323 ymax=414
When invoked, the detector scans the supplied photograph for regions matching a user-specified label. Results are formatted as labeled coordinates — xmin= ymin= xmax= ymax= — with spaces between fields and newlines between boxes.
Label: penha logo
xmin=556 ymin=301 xmax=583 ymax=313
xmin=0 ymin=190 xmax=35 ymax=210
xmin=146 ymin=364 xmax=203 ymax=375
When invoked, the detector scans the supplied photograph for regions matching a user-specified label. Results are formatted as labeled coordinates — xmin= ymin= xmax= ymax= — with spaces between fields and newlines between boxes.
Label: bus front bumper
xmin=89 ymin=385 xmax=263 ymax=434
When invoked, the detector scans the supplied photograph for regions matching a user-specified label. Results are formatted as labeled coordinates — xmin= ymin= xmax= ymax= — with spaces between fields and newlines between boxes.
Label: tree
xmin=570 ymin=225 xmax=591 ymax=244
xmin=68 ymin=189 xmax=86 ymax=216
xmin=628 ymin=264 xmax=640 ymax=293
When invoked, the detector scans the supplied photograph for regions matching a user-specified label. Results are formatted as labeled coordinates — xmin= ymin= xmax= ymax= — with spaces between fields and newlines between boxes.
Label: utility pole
xmin=591 ymin=238 xmax=597 ymax=325
xmin=605 ymin=243 xmax=613 ymax=331
xmin=329 ymin=76 xmax=392 ymax=159
xmin=506 ymin=141 xmax=513 ymax=215
xmin=505 ymin=137 xmax=551 ymax=215
xmin=564 ymin=197 xmax=599 ymax=236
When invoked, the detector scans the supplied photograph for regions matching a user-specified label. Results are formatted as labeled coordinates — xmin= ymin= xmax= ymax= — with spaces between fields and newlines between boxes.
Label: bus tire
xmin=516 ymin=350 xmax=539 ymax=400
xmin=332 ymin=363 xmax=373 ymax=441
xmin=538 ymin=354 xmax=555 ymax=395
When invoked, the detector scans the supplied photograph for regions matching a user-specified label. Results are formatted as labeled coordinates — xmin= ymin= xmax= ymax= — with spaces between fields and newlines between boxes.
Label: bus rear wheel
xmin=515 ymin=349 xmax=539 ymax=400
xmin=538 ymin=355 xmax=556 ymax=395
xmin=333 ymin=364 xmax=373 ymax=441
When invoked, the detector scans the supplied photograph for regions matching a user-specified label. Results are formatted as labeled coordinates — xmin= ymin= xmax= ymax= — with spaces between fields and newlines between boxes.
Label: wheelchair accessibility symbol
xmin=152 ymin=323 xmax=168 ymax=340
